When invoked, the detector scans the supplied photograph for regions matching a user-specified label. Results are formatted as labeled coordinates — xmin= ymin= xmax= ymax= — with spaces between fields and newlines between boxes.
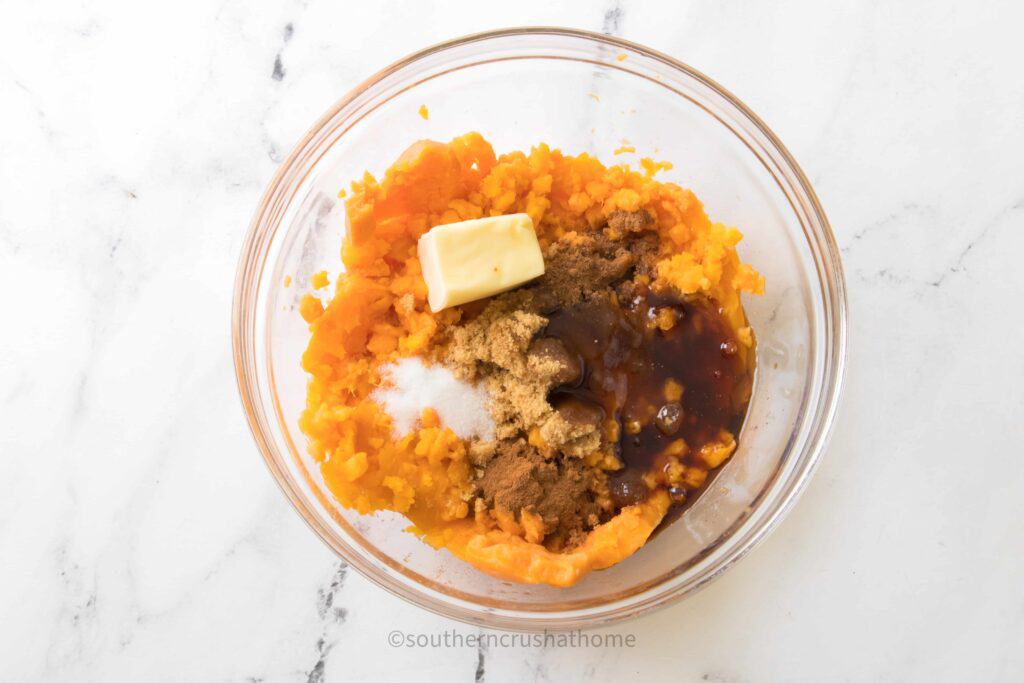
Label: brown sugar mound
xmin=442 ymin=301 xmax=564 ymax=442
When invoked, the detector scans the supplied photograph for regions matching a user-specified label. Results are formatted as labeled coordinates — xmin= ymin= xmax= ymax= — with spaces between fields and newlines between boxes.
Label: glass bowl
xmin=233 ymin=27 xmax=847 ymax=630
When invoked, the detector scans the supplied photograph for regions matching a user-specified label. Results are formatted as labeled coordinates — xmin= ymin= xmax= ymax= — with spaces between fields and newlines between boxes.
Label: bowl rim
xmin=233 ymin=25 xmax=848 ymax=630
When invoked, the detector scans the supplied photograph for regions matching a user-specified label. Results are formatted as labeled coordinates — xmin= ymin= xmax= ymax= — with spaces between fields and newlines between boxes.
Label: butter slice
xmin=418 ymin=213 xmax=545 ymax=312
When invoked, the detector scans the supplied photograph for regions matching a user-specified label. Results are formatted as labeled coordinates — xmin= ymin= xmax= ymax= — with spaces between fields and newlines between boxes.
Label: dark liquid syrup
xmin=542 ymin=286 xmax=754 ymax=525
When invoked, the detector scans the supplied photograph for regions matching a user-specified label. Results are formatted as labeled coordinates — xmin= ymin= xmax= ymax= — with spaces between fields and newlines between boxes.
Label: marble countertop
xmin=2 ymin=0 xmax=1022 ymax=680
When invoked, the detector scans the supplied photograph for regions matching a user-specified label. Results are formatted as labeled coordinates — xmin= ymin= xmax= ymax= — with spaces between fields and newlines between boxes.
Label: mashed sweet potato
xmin=298 ymin=133 xmax=762 ymax=587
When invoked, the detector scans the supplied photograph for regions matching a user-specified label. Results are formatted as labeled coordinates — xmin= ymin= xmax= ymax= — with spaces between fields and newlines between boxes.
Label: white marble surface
xmin=2 ymin=0 xmax=1023 ymax=680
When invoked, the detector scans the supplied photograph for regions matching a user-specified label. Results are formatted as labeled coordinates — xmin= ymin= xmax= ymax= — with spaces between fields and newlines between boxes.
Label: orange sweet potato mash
xmin=298 ymin=133 xmax=762 ymax=587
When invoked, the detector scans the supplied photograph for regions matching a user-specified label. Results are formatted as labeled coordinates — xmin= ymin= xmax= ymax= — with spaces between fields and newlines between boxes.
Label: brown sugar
xmin=443 ymin=302 xmax=561 ymax=441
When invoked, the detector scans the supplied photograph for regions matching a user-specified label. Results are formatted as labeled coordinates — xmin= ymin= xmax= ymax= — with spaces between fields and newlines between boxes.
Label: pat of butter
xmin=417 ymin=213 xmax=545 ymax=312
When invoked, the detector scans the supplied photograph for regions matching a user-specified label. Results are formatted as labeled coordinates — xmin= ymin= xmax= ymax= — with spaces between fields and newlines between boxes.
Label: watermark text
xmin=387 ymin=629 xmax=637 ymax=649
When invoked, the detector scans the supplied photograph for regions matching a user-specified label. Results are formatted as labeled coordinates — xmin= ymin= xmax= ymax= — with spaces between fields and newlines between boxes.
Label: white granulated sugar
xmin=371 ymin=357 xmax=494 ymax=441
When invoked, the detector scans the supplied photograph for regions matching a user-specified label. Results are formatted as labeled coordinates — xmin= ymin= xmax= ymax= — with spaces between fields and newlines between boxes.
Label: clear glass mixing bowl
xmin=233 ymin=27 xmax=847 ymax=630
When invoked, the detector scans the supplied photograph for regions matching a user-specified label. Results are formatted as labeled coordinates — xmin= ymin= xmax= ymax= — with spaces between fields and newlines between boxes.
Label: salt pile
xmin=371 ymin=357 xmax=495 ymax=440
